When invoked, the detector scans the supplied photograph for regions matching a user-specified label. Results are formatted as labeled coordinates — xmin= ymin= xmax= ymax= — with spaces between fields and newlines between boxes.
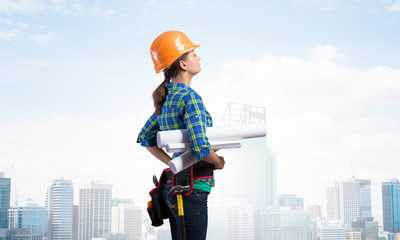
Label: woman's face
xmin=183 ymin=50 xmax=201 ymax=75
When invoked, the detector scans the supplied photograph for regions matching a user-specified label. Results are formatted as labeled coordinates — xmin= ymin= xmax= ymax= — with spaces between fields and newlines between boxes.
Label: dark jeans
xmin=163 ymin=181 xmax=209 ymax=240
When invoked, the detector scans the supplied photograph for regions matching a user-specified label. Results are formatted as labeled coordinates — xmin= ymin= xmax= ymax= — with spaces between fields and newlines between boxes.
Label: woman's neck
xmin=172 ymin=72 xmax=193 ymax=86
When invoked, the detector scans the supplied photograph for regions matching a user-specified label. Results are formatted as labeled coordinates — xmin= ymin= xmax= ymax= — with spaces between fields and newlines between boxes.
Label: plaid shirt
xmin=138 ymin=82 xmax=214 ymax=187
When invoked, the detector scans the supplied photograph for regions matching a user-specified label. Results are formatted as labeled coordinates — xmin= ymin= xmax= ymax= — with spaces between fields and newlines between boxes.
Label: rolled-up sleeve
xmin=138 ymin=113 xmax=160 ymax=147
xmin=183 ymin=93 xmax=211 ymax=161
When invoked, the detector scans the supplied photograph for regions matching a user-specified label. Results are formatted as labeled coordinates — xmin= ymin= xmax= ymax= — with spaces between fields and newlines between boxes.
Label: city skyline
xmin=1 ymin=0 xmax=400 ymax=236
xmin=1 ymin=173 xmax=398 ymax=225
xmin=2 ymin=173 xmax=400 ymax=239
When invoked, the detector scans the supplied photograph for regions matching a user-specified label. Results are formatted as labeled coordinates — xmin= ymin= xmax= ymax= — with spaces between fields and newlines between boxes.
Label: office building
xmin=78 ymin=181 xmax=112 ymax=240
xmin=356 ymin=179 xmax=372 ymax=218
xmin=326 ymin=186 xmax=340 ymax=223
xmin=319 ymin=225 xmax=346 ymax=240
xmin=346 ymin=231 xmax=362 ymax=240
xmin=0 ymin=172 xmax=11 ymax=228
xmin=92 ymin=233 xmax=129 ymax=240
xmin=279 ymin=194 xmax=304 ymax=209
xmin=327 ymin=178 xmax=369 ymax=227
xmin=307 ymin=204 xmax=323 ymax=240
xmin=382 ymin=179 xmax=400 ymax=233
xmin=73 ymin=205 xmax=79 ymax=240
xmin=257 ymin=209 xmax=279 ymax=240
xmin=307 ymin=204 xmax=322 ymax=219
xmin=46 ymin=178 xmax=74 ymax=240
xmin=0 ymin=228 xmax=43 ymax=240
xmin=351 ymin=217 xmax=378 ymax=240
xmin=256 ymin=208 xmax=310 ymax=240
xmin=112 ymin=199 xmax=134 ymax=207
xmin=111 ymin=203 xmax=142 ymax=240
xmin=337 ymin=179 xmax=361 ymax=226
xmin=208 ymin=199 xmax=254 ymax=240
xmin=279 ymin=208 xmax=310 ymax=240
xmin=8 ymin=199 xmax=48 ymax=238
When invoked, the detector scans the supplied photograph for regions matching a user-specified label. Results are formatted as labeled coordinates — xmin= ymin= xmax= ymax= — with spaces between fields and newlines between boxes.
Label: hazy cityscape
xmin=1 ymin=104 xmax=399 ymax=240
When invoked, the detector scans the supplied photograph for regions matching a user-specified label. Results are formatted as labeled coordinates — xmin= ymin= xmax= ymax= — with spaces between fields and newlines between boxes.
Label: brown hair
xmin=152 ymin=52 xmax=189 ymax=115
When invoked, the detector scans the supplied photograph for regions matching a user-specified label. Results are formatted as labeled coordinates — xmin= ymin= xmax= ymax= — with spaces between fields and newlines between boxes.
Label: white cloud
xmin=24 ymin=60 xmax=54 ymax=67
xmin=0 ymin=29 xmax=17 ymax=40
xmin=0 ymin=0 xmax=118 ymax=19
xmin=28 ymin=33 xmax=58 ymax=43
xmin=0 ymin=18 xmax=58 ymax=43
xmin=0 ymin=0 xmax=46 ymax=14
xmin=291 ymin=0 xmax=337 ymax=10
xmin=88 ymin=7 xmax=116 ymax=19
xmin=386 ymin=0 xmax=400 ymax=11
xmin=308 ymin=43 xmax=346 ymax=62
xmin=183 ymin=0 xmax=198 ymax=9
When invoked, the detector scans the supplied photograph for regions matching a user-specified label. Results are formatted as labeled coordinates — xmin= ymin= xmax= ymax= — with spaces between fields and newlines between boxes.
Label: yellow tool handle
xmin=177 ymin=194 xmax=184 ymax=216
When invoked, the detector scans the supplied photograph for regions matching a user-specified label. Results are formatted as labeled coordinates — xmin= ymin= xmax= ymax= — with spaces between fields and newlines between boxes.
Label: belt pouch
xmin=147 ymin=170 xmax=169 ymax=227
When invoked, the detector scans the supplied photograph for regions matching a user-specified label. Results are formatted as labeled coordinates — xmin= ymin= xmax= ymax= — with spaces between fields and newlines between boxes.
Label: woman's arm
xmin=202 ymin=149 xmax=225 ymax=170
xmin=146 ymin=146 xmax=172 ymax=166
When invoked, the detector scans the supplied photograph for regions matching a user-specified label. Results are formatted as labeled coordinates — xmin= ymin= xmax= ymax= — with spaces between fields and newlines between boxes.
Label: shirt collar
xmin=166 ymin=82 xmax=194 ymax=93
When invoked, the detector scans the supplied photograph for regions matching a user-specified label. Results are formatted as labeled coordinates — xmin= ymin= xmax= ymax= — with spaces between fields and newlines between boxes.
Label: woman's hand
xmin=202 ymin=150 xmax=225 ymax=170
xmin=213 ymin=155 xmax=225 ymax=170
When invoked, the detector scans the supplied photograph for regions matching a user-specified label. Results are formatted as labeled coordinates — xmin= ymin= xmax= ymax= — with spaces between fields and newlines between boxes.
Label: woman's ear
xmin=179 ymin=60 xmax=187 ymax=71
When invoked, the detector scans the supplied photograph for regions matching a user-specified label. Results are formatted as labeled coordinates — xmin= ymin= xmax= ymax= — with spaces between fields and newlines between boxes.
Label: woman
xmin=138 ymin=30 xmax=225 ymax=240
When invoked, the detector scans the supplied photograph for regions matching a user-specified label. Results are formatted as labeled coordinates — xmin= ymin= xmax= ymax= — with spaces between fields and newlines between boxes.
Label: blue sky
xmin=1 ymin=0 xmax=400 ymax=223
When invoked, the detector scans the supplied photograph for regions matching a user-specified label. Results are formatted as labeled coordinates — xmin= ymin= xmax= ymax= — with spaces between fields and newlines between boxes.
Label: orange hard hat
xmin=150 ymin=31 xmax=200 ymax=73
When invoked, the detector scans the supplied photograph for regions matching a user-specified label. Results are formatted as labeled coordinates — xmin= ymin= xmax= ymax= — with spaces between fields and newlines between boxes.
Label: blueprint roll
xmin=157 ymin=123 xmax=267 ymax=149
xmin=168 ymin=149 xmax=223 ymax=174
xmin=168 ymin=152 xmax=197 ymax=174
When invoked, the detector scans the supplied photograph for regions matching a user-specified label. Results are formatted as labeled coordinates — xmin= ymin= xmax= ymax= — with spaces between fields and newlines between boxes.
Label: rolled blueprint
xmin=163 ymin=124 xmax=267 ymax=174
xmin=166 ymin=140 xmax=242 ymax=153
xmin=168 ymin=151 xmax=197 ymax=174
xmin=157 ymin=123 xmax=266 ymax=149
xmin=168 ymin=141 xmax=242 ymax=173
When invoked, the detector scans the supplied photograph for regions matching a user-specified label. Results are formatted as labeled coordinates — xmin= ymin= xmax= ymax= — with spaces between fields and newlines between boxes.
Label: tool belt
xmin=147 ymin=164 xmax=214 ymax=227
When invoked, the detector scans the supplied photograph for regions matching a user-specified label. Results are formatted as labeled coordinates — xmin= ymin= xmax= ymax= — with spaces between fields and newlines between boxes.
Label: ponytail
xmin=152 ymin=52 xmax=189 ymax=115
xmin=152 ymin=78 xmax=170 ymax=116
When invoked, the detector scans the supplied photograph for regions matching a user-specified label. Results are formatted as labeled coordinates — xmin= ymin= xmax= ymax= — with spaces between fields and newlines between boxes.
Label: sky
xmin=1 ymin=0 xmax=400 ymax=224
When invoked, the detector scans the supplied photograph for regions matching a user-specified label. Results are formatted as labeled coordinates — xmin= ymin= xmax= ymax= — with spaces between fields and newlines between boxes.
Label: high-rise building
xmin=382 ymin=179 xmax=400 ymax=233
xmin=337 ymin=179 xmax=361 ymax=227
xmin=8 ymin=198 xmax=48 ymax=238
xmin=111 ymin=203 xmax=142 ymax=240
xmin=279 ymin=208 xmax=310 ymax=240
xmin=0 ymin=172 xmax=11 ymax=228
xmin=355 ymin=179 xmax=372 ymax=218
xmin=327 ymin=186 xmax=340 ymax=223
xmin=78 ymin=181 xmax=112 ymax=240
xmin=327 ymin=178 xmax=368 ymax=227
xmin=73 ymin=205 xmax=79 ymax=240
xmin=307 ymin=204 xmax=322 ymax=220
xmin=307 ymin=204 xmax=323 ymax=240
xmin=208 ymin=199 xmax=255 ymax=240
xmin=279 ymin=194 xmax=304 ymax=209
xmin=219 ymin=103 xmax=277 ymax=210
xmin=46 ymin=178 xmax=74 ymax=240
